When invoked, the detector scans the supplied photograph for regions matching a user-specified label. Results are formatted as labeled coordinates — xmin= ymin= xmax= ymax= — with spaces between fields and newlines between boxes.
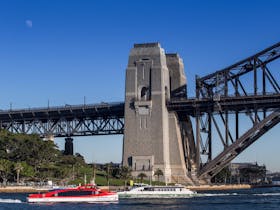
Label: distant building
xmin=266 ymin=172 xmax=280 ymax=185
xmin=229 ymin=162 xmax=266 ymax=184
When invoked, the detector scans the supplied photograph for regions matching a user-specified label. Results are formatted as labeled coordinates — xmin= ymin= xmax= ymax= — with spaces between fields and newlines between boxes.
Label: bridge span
xmin=0 ymin=102 xmax=124 ymax=137
xmin=1 ymin=93 xmax=280 ymax=137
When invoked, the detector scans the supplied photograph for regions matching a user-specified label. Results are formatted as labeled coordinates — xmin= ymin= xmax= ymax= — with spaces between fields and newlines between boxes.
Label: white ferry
xmin=118 ymin=184 xmax=196 ymax=198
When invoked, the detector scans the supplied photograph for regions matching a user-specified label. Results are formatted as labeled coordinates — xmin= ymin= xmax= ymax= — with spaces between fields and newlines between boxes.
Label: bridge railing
xmin=0 ymin=102 xmax=124 ymax=114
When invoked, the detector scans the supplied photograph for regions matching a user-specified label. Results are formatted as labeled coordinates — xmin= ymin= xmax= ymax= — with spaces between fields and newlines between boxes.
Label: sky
xmin=0 ymin=0 xmax=279 ymax=171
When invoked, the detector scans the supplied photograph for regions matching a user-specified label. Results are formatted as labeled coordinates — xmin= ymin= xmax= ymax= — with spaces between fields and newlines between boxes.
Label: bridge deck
xmin=1 ymin=93 xmax=279 ymax=123
xmin=0 ymin=102 xmax=124 ymax=122
xmin=168 ymin=93 xmax=280 ymax=116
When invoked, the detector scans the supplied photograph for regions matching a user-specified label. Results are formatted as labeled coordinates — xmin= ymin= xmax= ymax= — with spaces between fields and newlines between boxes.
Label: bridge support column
xmin=64 ymin=137 xmax=74 ymax=155
xmin=123 ymin=43 xmax=196 ymax=185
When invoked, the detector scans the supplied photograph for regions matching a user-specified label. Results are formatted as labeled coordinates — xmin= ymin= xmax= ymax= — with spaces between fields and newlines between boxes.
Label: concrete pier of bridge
xmin=122 ymin=43 xmax=197 ymax=184
xmin=64 ymin=137 xmax=74 ymax=155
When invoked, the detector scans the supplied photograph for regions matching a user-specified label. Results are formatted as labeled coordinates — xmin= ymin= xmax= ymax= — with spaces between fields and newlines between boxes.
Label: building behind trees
xmin=212 ymin=162 xmax=267 ymax=184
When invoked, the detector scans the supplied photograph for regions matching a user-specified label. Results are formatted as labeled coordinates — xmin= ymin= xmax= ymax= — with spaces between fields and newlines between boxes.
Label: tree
xmin=92 ymin=164 xmax=97 ymax=184
xmin=120 ymin=166 xmax=132 ymax=188
xmin=20 ymin=162 xmax=35 ymax=181
xmin=212 ymin=167 xmax=231 ymax=184
xmin=105 ymin=163 xmax=112 ymax=186
xmin=111 ymin=167 xmax=121 ymax=179
xmin=0 ymin=159 xmax=13 ymax=185
xmin=14 ymin=162 xmax=23 ymax=184
xmin=0 ymin=130 xmax=60 ymax=175
xmin=239 ymin=165 xmax=266 ymax=184
xmin=0 ymin=130 xmax=91 ymax=184
xmin=154 ymin=168 xmax=163 ymax=183
xmin=137 ymin=172 xmax=147 ymax=183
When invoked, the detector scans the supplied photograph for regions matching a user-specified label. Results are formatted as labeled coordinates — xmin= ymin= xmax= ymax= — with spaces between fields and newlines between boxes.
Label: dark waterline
xmin=0 ymin=187 xmax=280 ymax=210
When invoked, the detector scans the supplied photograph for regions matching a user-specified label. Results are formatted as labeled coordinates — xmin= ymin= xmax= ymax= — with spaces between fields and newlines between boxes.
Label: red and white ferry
xmin=27 ymin=184 xmax=118 ymax=203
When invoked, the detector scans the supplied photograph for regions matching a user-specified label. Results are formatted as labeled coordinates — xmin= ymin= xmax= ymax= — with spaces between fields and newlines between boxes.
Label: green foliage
xmin=120 ymin=166 xmax=132 ymax=187
xmin=0 ymin=130 xmax=90 ymax=184
xmin=239 ymin=166 xmax=266 ymax=183
xmin=0 ymin=130 xmax=59 ymax=169
xmin=0 ymin=130 xmax=138 ymax=187
xmin=154 ymin=168 xmax=163 ymax=182
xmin=20 ymin=162 xmax=35 ymax=179
xmin=0 ymin=159 xmax=13 ymax=185
xmin=120 ymin=166 xmax=132 ymax=179
xmin=137 ymin=172 xmax=147 ymax=183
xmin=212 ymin=167 xmax=231 ymax=183
xmin=14 ymin=162 xmax=23 ymax=184
xmin=105 ymin=163 xmax=112 ymax=186
xmin=111 ymin=167 xmax=120 ymax=178
xmin=94 ymin=174 xmax=125 ymax=186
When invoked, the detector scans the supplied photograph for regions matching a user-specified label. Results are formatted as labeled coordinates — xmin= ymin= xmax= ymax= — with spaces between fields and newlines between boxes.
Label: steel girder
xmin=198 ymin=109 xmax=280 ymax=179
xmin=168 ymin=93 xmax=280 ymax=116
xmin=191 ymin=41 xmax=280 ymax=179
xmin=2 ymin=117 xmax=124 ymax=137
xmin=0 ymin=102 xmax=124 ymax=137
xmin=196 ymin=42 xmax=280 ymax=96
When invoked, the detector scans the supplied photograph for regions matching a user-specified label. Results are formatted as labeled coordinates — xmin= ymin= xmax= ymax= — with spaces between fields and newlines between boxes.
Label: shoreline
xmin=0 ymin=186 xmax=49 ymax=193
xmin=188 ymin=184 xmax=280 ymax=192
xmin=0 ymin=184 xmax=279 ymax=193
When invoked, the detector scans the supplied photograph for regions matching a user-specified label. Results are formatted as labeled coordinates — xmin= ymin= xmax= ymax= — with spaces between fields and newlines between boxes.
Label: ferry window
xmin=93 ymin=191 xmax=99 ymax=195
xmin=58 ymin=190 xmax=93 ymax=196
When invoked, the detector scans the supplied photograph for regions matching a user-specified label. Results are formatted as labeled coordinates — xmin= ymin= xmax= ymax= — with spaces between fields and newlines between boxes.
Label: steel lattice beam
xmin=196 ymin=42 xmax=280 ymax=91
xmin=189 ymin=41 xmax=280 ymax=179
xmin=168 ymin=93 xmax=280 ymax=116
xmin=199 ymin=109 xmax=280 ymax=179
xmin=0 ymin=102 xmax=124 ymax=137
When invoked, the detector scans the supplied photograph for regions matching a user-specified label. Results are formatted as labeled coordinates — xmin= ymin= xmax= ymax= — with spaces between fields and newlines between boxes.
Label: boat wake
xmin=197 ymin=192 xmax=280 ymax=197
xmin=196 ymin=193 xmax=238 ymax=197
xmin=119 ymin=194 xmax=195 ymax=199
xmin=0 ymin=198 xmax=22 ymax=203
xmin=119 ymin=193 xmax=239 ymax=199
xmin=253 ymin=192 xmax=280 ymax=196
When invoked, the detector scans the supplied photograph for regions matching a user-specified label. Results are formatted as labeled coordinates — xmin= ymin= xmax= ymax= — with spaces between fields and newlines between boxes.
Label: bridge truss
xmin=191 ymin=42 xmax=280 ymax=179
xmin=0 ymin=103 xmax=124 ymax=137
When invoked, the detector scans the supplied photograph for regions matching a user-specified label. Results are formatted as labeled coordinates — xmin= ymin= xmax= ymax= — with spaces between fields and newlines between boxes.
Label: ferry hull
xmin=27 ymin=194 xmax=118 ymax=203
xmin=118 ymin=185 xmax=196 ymax=198
xmin=118 ymin=192 xmax=195 ymax=198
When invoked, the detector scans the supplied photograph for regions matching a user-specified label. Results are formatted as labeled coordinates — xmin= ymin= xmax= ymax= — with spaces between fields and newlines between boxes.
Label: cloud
xmin=25 ymin=20 xmax=33 ymax=28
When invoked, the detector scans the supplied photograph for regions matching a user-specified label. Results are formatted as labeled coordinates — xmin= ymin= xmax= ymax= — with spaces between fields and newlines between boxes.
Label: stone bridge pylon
xmin=122 ymin=43 xmax=197 ymax=184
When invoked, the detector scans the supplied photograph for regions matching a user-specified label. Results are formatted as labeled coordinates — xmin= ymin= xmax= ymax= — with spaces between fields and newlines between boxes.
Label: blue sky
xmin=0 ymin=0 xmax=279 ymax=171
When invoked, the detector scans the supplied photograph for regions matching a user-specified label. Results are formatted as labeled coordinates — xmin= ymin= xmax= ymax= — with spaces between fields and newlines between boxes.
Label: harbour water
xmin=0 ymin=187 xmax=279 ymax=210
